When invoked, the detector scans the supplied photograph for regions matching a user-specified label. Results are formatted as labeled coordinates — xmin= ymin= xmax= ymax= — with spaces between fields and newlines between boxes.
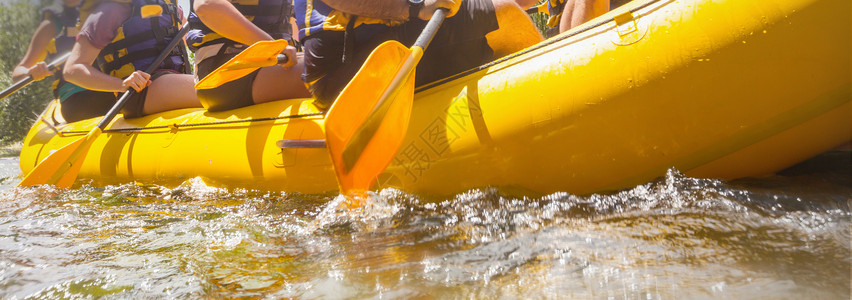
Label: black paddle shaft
xmin=276 ymin=54 xmax=289 ymax=64
xmin=96 ymin=25 xmax=191 ymax=130
xmin=0 ymin=53 xmax=71 ymax=100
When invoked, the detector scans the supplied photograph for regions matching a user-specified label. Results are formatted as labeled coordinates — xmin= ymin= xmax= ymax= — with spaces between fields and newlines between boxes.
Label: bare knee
xmin=486 ymin=0 xmax=543 ymax=58
xmin=143 ymin=74 xmax=201 ymax=114
xmin=252 ymin=60 xmax=311 ymax=104
xmin=512 ymin=0 xmax=538 ymax=9
xmin=560 ymin=0 xmax=610 ymax=32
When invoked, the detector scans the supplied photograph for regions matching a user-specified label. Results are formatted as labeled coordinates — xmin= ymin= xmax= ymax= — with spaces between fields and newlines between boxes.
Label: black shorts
xmin=302 ymin=0 xmax=499 ymax=108
xmin=60 ymin=90 xmax=116 ymax=123
xmin=121 ymin=69 xmax=180 ymax=119
xmin=195 ymin=46 xmax=259 ymax=112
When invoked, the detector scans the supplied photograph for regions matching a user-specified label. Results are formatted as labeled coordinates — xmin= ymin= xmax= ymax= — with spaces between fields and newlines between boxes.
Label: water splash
xmin=0 ymin=160 xmax=849 ymax=298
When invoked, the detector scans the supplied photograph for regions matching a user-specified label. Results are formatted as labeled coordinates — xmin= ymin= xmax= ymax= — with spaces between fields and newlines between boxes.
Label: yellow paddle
xmin=0 ymin=53 xmax=71 ymax=100
xmin=194 ymin=40 xmax=289 ymax=89
xmin=324 ymin=9 xmax=449 ymax=197
xmin=526 ymin=1 xmax=550 ymax=14
xmin=18 ymin=25 xmax=191 ymax=188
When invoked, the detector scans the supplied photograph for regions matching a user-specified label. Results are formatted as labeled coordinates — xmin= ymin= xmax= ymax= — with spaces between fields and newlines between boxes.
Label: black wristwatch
xmin=407 ymin=0 xmax=424 ymax=20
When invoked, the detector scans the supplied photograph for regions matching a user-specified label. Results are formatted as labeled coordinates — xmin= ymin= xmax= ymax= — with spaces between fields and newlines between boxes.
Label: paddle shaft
xmin=340 ymin=8 xmax=448 ymax=172
xmin=24 ymin=25 xmax=191 ymax=187
xmin=275 ymin=54 xmax=288 ymax=64
xmin=246 ymin=53 xmax=288 ymax=67
xmin=96 ymin=25 xmax=191 ymax=130
xmin=0 ymin=53 xmax=71 ymax=100
xmin=227 ymin=54 xmax=288 ymax=70
xmin=193 ymin=40 xmax=290 ymax=89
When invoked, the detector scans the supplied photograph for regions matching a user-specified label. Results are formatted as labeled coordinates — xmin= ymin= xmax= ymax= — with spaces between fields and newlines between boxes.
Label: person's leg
xmin=60 ymin=90 xmax=116 ymax=123
xmin=485 ymin=0 xmax=543 ymax=58
xmin=251 ymin=54 xmax=311 ymax=104
xmin=559 ymin=0 xmax=609 ymax=32
xmin=142 ymin=73 xmax=203 ymax=115
xmin=513 ymin=0 xmax=538 ymax=9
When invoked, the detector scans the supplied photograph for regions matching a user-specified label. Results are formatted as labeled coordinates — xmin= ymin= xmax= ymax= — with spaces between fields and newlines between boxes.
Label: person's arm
xmin=63 ymin=37 xmax=151 ymax=93
xmin=193 ymin=0 xmax=272 ymax=45
xmin=322 ymin=0 xmax=461 ymax=21
xmin=193 ymin=0 xmax=297 ymax=66
xmin=513 ymin=0 xmax=538 ymax=10
xmin=11 ymin=19 xmax=58 ymax=82
xmin=559 ymin=0 xmax=608 ymax=32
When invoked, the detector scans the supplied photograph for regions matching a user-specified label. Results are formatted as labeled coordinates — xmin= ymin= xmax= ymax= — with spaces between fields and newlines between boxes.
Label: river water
xmin=0 ymin=151 xmax=849 ymax=299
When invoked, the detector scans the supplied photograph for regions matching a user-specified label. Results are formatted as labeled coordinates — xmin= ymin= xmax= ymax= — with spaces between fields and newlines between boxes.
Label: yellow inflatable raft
xmin=20 ymin=0 xmax=851 ymax=196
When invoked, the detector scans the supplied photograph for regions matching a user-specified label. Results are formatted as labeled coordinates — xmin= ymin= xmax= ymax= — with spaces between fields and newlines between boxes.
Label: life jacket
xmin=42 ymin=5 xmax=83 ymax=100
xmin=186 ymin=0 xmax=295 ymax=51
xmin=294 ymin=0 xmax=402 ymax=41
xmin=546 ymin=0 xmax=567 ymax=28
xmin=95 ymin=0 xmax=187 ymax=79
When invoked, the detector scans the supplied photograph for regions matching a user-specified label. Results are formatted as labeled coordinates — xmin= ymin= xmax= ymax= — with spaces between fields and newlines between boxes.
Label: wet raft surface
xmin=0 ymin=151 xmax=849 ymax=298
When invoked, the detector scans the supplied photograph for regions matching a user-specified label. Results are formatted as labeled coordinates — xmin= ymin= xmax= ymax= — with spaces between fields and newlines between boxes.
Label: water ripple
xmin=0 ymin=155 xmax=849 ymax=298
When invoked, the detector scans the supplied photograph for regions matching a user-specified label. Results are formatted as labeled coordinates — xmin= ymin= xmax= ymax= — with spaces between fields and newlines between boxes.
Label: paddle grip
xmin=277 ymin=54 xmax=289 ymax=65
xmin=413 ymin=8 xmax=448 ymax=50
xmin=97 ymin=25 xmax=191 ymax=130
xmin=0 ymin=53 xmax=71 ymax=100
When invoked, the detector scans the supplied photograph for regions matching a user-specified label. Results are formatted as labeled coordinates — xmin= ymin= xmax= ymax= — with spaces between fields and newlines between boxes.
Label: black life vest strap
xmin=187 ymin=0 xmax=295 ymax=50
xmin=96 ymin=0 xmax=187 ymax=75
xmin=101 ymin=26 xmax=179 ymax=54
xmin=98 ymin=47 xmax=183 ymax=73
xmin=342 ymin=16 xmax=357 ymax=64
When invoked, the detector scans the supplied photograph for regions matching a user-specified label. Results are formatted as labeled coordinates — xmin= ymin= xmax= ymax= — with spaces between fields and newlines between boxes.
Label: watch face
xmin=409 ymin=0 xmax=424 ymax=5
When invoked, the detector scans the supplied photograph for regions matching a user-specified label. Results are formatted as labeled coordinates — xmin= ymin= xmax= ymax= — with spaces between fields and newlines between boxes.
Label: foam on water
xmin=0 ymin=154 xmax=849 ymax=298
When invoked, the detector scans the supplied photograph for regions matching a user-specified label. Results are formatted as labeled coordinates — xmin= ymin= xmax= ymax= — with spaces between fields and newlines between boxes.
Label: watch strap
xmin=408 ymin=0 xmax=422 ymax=20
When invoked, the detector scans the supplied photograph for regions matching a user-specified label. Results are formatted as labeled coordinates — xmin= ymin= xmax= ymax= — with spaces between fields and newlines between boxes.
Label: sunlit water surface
xmin=0 ymin=152 xmax=849 ymax=298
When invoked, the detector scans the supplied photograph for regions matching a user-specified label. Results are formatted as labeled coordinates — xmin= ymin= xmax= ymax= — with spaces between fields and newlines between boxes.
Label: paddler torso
xmin=186 ymin=0 xmax=295 ymax=51
xmin=294 ymin=0 xmax=403 ymax=41
xmin=42 ymin=4 xmax=86 ymax=101
xmin=95 ymin=0 xmax=187 ymax=79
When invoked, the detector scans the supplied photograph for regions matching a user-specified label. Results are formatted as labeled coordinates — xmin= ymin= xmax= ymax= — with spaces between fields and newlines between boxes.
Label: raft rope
xmin=58 ymin=112 xmax=324 ymax=136
xmin=416 ymin=0 xmax=665 ymax=91
xmin=55 ymin=0 xmax=664 ymax=136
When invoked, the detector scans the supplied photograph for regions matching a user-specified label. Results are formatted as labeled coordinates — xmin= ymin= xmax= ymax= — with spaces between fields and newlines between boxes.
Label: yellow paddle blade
xmin=324 ymin=41 xmax=415 ymax=195
xmin=194 ymin=40 xmax=288 ymax=89
xmin=18 ymin=128 xmax=101 ymax=188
